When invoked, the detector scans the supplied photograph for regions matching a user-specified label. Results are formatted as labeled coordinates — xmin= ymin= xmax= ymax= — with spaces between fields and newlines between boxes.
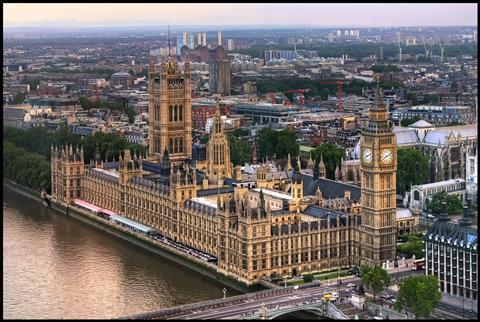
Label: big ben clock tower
xmin=359 ymin=78 xmax=397 ymax=266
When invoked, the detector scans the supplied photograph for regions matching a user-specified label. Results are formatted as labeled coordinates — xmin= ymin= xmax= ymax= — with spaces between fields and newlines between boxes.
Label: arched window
xmin=174 ymin=105 xmax=178 ymax=122
xmin=155 ymin=105 xmax=160 ymax=121
xmin=174 ymin=137 xmax=178 ymax=153
xmin=169 ymin=105 xmax=173 ymax=122
xmin=169 ymin=138 xmax=173 ymax=153
xmin=178 ymin=137 xmax=183 ymax=153
xmin=179 ymin=105 xmax=183 ymax=122
xmin=414 ymin=191 xmax=420 ymax=201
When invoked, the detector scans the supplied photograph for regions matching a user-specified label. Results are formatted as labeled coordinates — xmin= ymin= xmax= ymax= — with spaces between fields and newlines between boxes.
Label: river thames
xmin=3 ymin=187 xmax=240 ymax=319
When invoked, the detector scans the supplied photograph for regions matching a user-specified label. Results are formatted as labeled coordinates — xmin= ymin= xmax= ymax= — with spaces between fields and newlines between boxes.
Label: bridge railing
xmin=326 ymin=301 xmax=350 ymax=320
xmin=121 ymin=281 xmax=324 ymax=319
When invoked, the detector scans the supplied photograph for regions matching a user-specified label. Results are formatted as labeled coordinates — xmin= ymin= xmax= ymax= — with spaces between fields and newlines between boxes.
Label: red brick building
xmin=192 ymin=103 xmax=230 ymax=130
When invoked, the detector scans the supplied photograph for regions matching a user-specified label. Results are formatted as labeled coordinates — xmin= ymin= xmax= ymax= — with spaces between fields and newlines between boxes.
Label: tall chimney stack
xmin=217 ymin=31 xmax=222 ymax=47
xmin=182 ymin=32 xmax=187 ymax=46
xmin=202 ymin=32 xmax=207 ymax=47
xmin=198 ymin=32 xmax=202 ymax=47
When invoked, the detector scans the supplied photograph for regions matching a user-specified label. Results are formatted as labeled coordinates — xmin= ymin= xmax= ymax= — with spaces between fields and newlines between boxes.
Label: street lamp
xmin=283 ymin=276 xmax=288 ymax=288
xmin=222 ymin=288 xmax=227 ymax=299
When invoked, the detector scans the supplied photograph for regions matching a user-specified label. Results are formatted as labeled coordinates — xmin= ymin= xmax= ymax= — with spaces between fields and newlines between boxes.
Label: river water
xmin=3 ymin=187 xmax=240 ymax=319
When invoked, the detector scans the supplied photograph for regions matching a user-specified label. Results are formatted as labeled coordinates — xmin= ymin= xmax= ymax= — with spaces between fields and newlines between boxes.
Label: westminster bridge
xmin=120 ymin=260 xmax=418 ymax=320
xmin=120 ymin=280 xmax=359 ymax=320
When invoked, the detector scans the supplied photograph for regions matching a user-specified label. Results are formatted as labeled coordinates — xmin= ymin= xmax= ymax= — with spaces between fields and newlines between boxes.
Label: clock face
xmin=381 ymin=149 xmax=393 ymax=164
xmin=362 ymin=148 xmax=372 ymax=164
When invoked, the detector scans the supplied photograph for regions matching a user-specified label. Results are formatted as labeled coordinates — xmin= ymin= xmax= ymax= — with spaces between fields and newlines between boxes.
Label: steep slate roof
xmin=423 ymin=131 xmax=447 ymax=145
xmin=197 ymin=186 xmax=234 ymax=196
xmin=394 ymin=129 xmax=420 ymax=145
xmin=142 ymin=160 xmax=162 ymax=174
xmin=303 ymin=205 xmax=349 ymax=219
xmin=302 ymin=173 xmax=361 ymax=201
xmin=104 ymin=161 xmax=119 ymax=169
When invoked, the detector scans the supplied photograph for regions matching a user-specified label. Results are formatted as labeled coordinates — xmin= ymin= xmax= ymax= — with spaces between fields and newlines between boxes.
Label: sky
xmin=3 ymin=3 xmax=478 ymax=28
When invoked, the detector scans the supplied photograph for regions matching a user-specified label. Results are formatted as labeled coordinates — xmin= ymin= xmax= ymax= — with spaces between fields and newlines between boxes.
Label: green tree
xmin=4 ymin=126 xmax=145 ymax=165
xmin=420 ymin=94 xmax=439 ymax=104
xmin=11 ymin=92 xmax=26 ymax=104
xmin=360 ymin=265 xmax=390 ymax=301
xmin=79 ymin=96 xmax=96 ymax=110
xmin=229 ymin=136 xmax=252 ymax=166
xmin=275 ymin=129 xmax=299 ymax=160
xmin=396 ymin=148 xmax=429 ymax=195
xmin=407 ymin=92 xmax=418 ymax=105
xmin=319 ymin=88 xmax=331 ymax=100
xmin=231 ymin=128 xmax=249 ymax=138
xmin=3 ymin=141 xmax=51 ymax=193
xmin=395 ymin=275 xmax=441 ymax=319
xmin=21 ymin=78 xmax=40 ymax=91
xmin=311 ymin=143 xmax=345 ymax=180
xmin=397 ymin=234 xmax=424 ymax=259
xmin=427 ymin=191 xmax=463 ymax=215
xmin=303 ymin=274 xmax=314 ymax=283
xmin=400 ymin=116 xmax=422 ymax=127
xmin=258 ymin=128 xmax=299 ymax=160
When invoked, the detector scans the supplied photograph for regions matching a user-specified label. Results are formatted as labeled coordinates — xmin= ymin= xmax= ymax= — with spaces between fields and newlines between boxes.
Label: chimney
xmin=182 ymin=32 xmax=187 ymax=46
xmin=202 ymin=32 xmax=207 ymax=47
xmin=217 ymin=31 xmax=222 ymax=47
xmin=198 ymin=32 xmax=202 ymax=47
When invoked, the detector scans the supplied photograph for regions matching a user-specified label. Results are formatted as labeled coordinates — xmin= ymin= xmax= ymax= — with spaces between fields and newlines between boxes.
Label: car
xmin=347 ymin=283 xmax=356 ymax=288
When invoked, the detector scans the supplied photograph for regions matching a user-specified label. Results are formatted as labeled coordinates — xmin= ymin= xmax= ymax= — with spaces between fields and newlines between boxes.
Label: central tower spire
xmin=168 ymin=25 xmax=171 ymax=57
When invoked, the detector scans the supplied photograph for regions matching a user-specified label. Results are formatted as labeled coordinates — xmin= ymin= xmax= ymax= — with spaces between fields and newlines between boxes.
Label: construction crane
xmin=320 ymin=80 xmax=344 ymax=112
xmin=422 ymin=37 xmax=431 ymax=58
xmin=95 ymin=83 xmax=99 ymax=103
xmin=439 ymin=39 xmax=445 ymax=64
xmin=285 ymin=89 xmax=310 ymax=95
xmin=284 ymin=89 xmax=310 ymax=106
xmin=398 ymin=43 xmax=402 ymax=63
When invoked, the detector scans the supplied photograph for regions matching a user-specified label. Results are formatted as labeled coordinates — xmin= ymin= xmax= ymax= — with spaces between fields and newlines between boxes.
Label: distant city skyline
xmin=3 ymin=3 xmax=478 ymax=28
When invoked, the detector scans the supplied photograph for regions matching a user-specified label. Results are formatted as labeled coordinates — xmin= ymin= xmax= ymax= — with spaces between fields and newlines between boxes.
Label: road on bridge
xmin=164 ymin=268 xmax=422 ymax=320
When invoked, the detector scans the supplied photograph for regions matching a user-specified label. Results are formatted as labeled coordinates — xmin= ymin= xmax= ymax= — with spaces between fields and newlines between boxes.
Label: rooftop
xmin=253 ymin=188 xmax=292 ymax=200
xmin=92 ymin=167 xmax=119 ymax=178
xmin=409 ymin=120 xmax=434 ymax=128
xmin=396 ymin=208 xmax=414 ymax=219
xmin=190 ymin=197 xmax=218 ymax=209
xmin=414 ymin=178 xmax=465 ymax=190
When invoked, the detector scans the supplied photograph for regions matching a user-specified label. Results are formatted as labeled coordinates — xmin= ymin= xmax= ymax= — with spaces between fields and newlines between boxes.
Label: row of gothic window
xmin=169 ymin=105 xmax=184 ymax=122
xmin=169 ymin=137 xmax=184 ymax=154
xmin=153 ymin=105 xmax=184 ymax=122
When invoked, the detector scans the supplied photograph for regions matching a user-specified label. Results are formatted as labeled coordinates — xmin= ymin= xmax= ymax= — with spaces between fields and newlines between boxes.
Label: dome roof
xmin=112 ymin=71 xmax=131 ymax=76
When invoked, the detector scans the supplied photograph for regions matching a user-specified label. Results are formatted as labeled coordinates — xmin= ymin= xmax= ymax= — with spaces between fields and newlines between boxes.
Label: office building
xmin=424 ymin=203 xmax=477 ymax=302
xmin=209 ymin=46 xmax=231 ymax=95
xmin=227 ymin=39 xmax=235 ymax=51
xmin=264 ymin=50 xmax=298 ymax=61
xmin=111 ymin=72 xmax=134 ymax=88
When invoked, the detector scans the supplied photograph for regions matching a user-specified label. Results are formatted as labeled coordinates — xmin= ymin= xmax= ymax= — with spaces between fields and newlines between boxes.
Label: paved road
xmin=383 ymin=283 xmax=478 ymax=320
xmin=434 ymin=301 xmax=478 ymax=320
xmin=159 ymin=268 xmax=422 ymax=320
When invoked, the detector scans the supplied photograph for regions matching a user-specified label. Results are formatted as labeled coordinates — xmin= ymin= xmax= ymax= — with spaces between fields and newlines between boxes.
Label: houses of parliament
xmin=51 ymin=53 xmax=398 ymax=285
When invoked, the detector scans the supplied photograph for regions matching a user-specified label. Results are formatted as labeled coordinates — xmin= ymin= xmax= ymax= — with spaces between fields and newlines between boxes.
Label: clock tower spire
xmin=359 ymin=75 xmax=397 ymax=266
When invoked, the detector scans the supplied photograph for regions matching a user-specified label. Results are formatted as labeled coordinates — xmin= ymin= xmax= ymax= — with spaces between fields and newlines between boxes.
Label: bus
xmin=413 ymin=258 xmax=425 ymax=270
